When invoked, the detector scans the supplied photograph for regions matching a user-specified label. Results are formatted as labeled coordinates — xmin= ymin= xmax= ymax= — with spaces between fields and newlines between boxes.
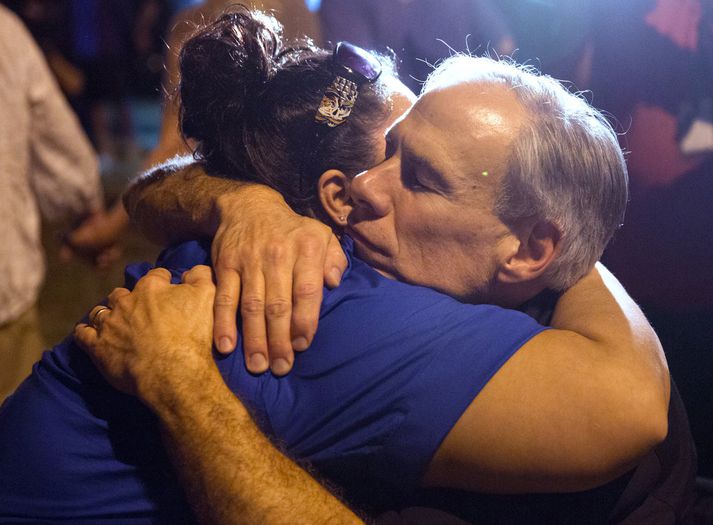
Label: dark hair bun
xmin=179 ymin=8 xmax=283 ymax=143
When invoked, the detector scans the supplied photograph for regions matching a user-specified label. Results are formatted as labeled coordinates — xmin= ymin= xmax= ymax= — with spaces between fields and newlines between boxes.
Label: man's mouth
xmin=346 ymin=227 xmax=391 ymax=259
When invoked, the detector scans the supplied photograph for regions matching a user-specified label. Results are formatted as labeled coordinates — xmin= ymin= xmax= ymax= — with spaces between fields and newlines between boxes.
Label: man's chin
xmin=348 ymin=234 xmax=399 ymax=280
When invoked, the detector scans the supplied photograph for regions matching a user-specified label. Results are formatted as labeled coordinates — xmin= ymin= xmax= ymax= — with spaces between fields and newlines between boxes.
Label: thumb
xmin=324 ymin=235 xmax=347 ymax=288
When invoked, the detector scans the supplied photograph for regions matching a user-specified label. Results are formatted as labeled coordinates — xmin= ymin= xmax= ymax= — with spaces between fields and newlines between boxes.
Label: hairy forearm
xmin=149 ymin=364 xmax=363 ymax=525
xmin=123 ymin=157 xmax=248 ymax=245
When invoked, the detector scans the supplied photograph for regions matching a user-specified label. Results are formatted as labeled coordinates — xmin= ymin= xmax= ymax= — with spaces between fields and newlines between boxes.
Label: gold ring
xmin=89 ymin=306 xmax=111 ymax=329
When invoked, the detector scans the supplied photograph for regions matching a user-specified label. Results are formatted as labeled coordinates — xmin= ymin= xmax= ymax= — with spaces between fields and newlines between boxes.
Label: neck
xmin=490 ymin=279 xmax=548 ymax=309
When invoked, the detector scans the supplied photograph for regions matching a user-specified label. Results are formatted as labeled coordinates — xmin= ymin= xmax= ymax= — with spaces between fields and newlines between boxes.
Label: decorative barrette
xmin=314 ymin=42 xmax=382 ymax=128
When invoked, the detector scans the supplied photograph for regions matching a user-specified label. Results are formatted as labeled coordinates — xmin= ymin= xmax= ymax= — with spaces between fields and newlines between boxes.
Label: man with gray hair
xmin=59 ymin=55 xmax=692 ymax=523
xmin=340 ymin=55 xmax=629 ymax=308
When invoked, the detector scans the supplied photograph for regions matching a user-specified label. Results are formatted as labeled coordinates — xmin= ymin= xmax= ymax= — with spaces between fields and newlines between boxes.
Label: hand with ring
xmin=74 ymin=265 xmax=217 ymax=406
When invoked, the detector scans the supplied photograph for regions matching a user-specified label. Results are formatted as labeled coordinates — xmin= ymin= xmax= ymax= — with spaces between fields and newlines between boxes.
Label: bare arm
xmin=74 ymin=268 xmax=363 ymax=525
xmin=157 ymin=363 xmax=362 ymax=525
xmin=124 ymin=160 xmax=347 ymax=375
xmin=123 ymin=157 xmax=237 ymax=245
xmin=423 ymin=263 xmax=669 ymax=493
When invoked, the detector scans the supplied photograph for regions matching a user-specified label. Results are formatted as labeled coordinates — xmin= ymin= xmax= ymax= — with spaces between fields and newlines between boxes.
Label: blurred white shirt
xmin=0 ymin=6 xmax=102 ymax=325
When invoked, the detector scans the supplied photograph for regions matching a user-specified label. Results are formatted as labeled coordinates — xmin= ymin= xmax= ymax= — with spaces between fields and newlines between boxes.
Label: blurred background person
xmin=0 ymin=5 xmax=107 ymax=402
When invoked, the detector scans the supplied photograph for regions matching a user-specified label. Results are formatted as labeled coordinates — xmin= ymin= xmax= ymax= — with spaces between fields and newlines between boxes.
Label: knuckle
xmin=200 ymin=280 xmax=217 ymax=294
xmin=292 ymin=312 xmax=318 ymax=331
xmin=294 ymin=281 xmax=322 ymax=300
xmin=140 ymin=271 xmax=166 ymax=287
xmin=194 ymin=264 xmax=212 ymax=275
xmin=265 ymin=298 xmax=290 ymax=318
xmin=265 ymin=242 xmax=286 ymax=263
xmin=214 ymin=292 xmax=237 ymax=308
xmin=268 ymin=342 xmax=293 ymax=356
xmin=298 ymin=236 xmax=324 ymax=258
xmin=293 ymin=319 xmax=318 ymax=340
xmin=114 ymin=293 xmax=131 ymax=309
xmin=214 ymin=255 xmax=237 ymax=272
xmin=243 ymin=335 xmax=267 ymax=352
xmin=241 ymin=296 xmax=265 ymax=315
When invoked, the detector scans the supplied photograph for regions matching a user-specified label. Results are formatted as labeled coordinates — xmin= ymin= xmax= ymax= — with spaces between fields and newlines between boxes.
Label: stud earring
xmin=338 ymin=215 xmax=346 ymax=222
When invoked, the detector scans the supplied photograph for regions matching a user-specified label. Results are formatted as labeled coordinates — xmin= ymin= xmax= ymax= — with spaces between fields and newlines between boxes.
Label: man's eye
xmin=404 ymin=173 xmax=428 ymax=191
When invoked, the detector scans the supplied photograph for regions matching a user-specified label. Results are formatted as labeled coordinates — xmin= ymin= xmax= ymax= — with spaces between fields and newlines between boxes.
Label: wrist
xmin=137 ymin=355 xmax=222 ymax=418
xmin=213 ymin=184 xmax=292 ymax=232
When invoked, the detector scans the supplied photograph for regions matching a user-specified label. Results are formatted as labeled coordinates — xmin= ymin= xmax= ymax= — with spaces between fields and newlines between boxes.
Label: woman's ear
xmin=318 ymin=169 xmax=352 ymax=227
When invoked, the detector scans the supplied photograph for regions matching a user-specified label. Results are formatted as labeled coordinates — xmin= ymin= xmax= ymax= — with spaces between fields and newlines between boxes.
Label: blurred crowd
xmin=1 ymin=0 xmax=711 ymax=477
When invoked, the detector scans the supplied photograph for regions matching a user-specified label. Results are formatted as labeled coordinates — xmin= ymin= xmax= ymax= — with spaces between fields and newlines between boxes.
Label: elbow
xmin=615 ymin=343 xmax=671 ymax=465
xmin=638 ymin=392 xmax=669 ymax=453
xmin=612 ymin=384 xmax=670 ymax=475
xmin=634 ymin=365 xmax=671 ymax=454
xmin=582 ymin=379 xmax=670 ymax=489
xmin=571 ymin=404 xmax=669 ymax=492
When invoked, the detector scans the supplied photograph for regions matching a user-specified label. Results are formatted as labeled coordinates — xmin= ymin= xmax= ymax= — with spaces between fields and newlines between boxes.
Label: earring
xmin=338 ymin=215 xmax=346 ymax=222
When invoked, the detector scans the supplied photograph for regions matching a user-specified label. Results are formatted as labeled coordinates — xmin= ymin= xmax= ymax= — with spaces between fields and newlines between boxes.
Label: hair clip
xmin=314 ymin=42 xmax=382 ymax=128
xmin=315 ymin=76 xmax=359 ymax=127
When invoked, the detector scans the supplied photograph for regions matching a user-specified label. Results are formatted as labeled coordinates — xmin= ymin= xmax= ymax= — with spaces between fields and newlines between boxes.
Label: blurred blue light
xmin=305 ymin=0 xmax=321 ymax=12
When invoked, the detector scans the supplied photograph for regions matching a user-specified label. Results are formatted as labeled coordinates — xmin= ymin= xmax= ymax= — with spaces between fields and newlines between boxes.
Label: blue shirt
xmin=0 ymin=238 xmax=546 ymax=523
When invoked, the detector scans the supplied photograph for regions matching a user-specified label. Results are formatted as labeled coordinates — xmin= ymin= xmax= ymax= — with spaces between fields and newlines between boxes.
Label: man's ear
xmin=498 ymin=220 xmax=560 ymax=284
xmin=318 ymin=169 xmax=352 ymax=227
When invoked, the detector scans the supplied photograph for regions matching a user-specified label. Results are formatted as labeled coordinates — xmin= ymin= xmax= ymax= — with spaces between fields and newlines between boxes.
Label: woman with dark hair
xmin=177 ymin=9 xmax=411 ymax=222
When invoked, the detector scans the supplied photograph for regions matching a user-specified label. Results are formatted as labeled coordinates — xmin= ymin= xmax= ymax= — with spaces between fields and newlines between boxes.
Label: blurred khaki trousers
xmin=0 ymin=305 xmax=45 ymax=403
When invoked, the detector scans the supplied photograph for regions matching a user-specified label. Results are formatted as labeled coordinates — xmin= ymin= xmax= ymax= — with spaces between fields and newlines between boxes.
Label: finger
xmin=88 ymin=305 xmax=112 ymax=330
xmin=239 ymin=270 xmax=270 ymax=374
xmin=107 ymin=287 xmax=130 ymax=308
xmin=263 ymin=254 xmax=296 ymax=374
xmin=291 ymin=240 xmax=326 ymax=352
xmin=135 ymin=267 xmax=172 ymax=290
xmin=182 ymin=265 xmax=213 ymax=286
xmin=213 ymin=267 xmax=240 ymax=355
xmin=73 ymin=322 xmax=99 ymax=352
xmin=324 ymin=235 xmax=347 ymax=288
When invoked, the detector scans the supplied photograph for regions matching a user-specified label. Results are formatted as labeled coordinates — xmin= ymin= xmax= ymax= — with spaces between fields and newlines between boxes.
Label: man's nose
xmin=350 ymin=167 xmax=392 ymax=218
